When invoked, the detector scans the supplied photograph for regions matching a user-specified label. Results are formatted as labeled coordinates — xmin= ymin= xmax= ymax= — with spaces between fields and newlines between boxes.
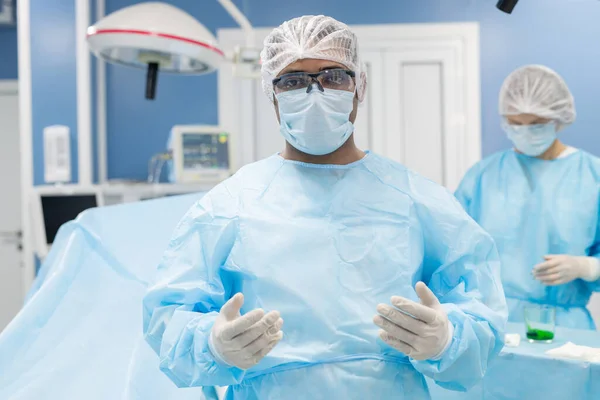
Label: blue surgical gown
xmin=455 ymin=149 xmax=600 ymax=330
xmin=143 ymin=152 xmax=507 ymax=399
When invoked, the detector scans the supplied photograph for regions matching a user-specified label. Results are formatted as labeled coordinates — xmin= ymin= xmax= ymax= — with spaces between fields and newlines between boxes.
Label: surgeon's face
xmin=273 ymin=58 xmax=359 ymax=123
xmin=505 ymin=114 xmax=551 ymax=126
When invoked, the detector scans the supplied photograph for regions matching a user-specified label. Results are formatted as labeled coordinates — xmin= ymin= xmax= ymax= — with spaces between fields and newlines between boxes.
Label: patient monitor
xmin=168 ymin=125 xmax=232 ymax=183
xmin=31 ymin=188 xmax=102 ymax=260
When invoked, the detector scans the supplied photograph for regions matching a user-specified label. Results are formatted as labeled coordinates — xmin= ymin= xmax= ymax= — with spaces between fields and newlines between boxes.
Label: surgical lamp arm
xmin=217 ymin=0 xmax=255 ymax=47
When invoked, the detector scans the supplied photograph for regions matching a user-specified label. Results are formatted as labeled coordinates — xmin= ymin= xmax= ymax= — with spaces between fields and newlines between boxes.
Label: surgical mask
xmin=276 ymin=88 xmax=355 ymax=156
xmin=503 ymin=122 xmax=557 ymax=157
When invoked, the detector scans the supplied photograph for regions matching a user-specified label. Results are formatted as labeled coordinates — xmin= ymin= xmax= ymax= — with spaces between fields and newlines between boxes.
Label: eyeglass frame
xmin=272 ymin=69 xmax=357 ymax=94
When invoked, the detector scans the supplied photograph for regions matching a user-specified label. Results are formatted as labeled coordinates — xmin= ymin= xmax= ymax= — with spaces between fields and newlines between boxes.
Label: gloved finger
xmin=373 ymin=315 xmax=419 ymax=345
xmin=244 ymin=330 xmax=284 ymax=355
xmin=533 ymin=266 xmax=560 ymax=277
xmin=251 ymin=334 xmax=283 ymax=360
xmin=221 ymin=309 xmax=265 ymax=340
xmin=376 ymin=304 xmax=413 ymax=325
xmin=390 ymin=296 xmax=437 ymax=324
xmin=415 ymin=282 xmax=441 ymax=308
xmin=375 ymin=305 xmax=427 ymax=335
xmin=536 ymin=272 xmax=565 ymax=284
xmin=220 ymin=293 xmax=245 ymax=320
xmin=379 ymin=330 xmax=416 ymax=356
xmin=536 ymin=271 xmax=562 ymax=280
xmin=533 ymin=259 xmax=561 ymax=274
xmin=232 ymin=312 xmax=281 ymax=347
xmin=235 ymin=316 xmax=283 ymax=348
xmin=239 ymin=336 xmax=282 ymax=370
xmin=270 ymin=318 xmax=284 ymax=334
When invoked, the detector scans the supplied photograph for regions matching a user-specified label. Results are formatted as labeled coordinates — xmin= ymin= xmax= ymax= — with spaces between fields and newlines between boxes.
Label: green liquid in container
xmin=526 ymin=329 xmax=554 ymax=341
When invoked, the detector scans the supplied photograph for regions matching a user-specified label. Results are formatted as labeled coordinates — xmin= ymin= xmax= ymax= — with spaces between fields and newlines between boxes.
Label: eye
xmin=323 ymin=71 xmax=347 ymax=86
xmin=280 ymin=75 xmax=309 ymax=89
xmin=283 ymin=79 xmax=300 ymax=88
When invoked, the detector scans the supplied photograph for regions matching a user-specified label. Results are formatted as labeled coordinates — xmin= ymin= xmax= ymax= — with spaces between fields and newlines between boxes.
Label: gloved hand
xmin=208 ymin=293 xmax=284 ymax=370
xmin=374 ymin=282 xmax=453 ymax=361
xmin=533 ymin=255 xmax=600 ymax=286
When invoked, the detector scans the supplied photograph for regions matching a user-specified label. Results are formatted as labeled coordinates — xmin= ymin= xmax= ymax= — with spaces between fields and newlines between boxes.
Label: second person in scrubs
xmin=455 ymin=65 xmax=600 ymax=329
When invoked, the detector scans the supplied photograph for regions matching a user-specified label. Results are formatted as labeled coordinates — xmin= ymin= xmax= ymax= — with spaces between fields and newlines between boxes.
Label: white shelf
xmin=32 ymin=182 xmax=216 ymax=197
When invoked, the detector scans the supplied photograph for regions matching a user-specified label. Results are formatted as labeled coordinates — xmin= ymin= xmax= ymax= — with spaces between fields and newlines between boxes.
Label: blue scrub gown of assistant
xmin=455 ymin=149 xmax=600 ymax=330
xmin=143 ymin=152 xmax=507 ymax=399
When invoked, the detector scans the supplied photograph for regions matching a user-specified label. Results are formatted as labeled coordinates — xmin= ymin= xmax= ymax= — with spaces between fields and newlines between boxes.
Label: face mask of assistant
xmin=503 ymin=122 xmax=557 ymax=157
xmin=276 ymin=88 xmax=355 ymax=156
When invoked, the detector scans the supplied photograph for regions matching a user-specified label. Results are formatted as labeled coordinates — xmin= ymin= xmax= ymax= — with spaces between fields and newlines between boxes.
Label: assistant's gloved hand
xmin=533 ymin=255 xmax=600 ymax=286
xmin=374 ymin=282 xmax=453 ymax=361
xmin=208 ymin=293 xmax=284 ymax=370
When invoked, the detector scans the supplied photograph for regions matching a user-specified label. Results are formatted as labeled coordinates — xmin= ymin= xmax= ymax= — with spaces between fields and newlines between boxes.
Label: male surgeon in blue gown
xmin=143 ymin=15 xmax=508 ymax=399
xmin=456 ymin=65 xmax=600 ymax=330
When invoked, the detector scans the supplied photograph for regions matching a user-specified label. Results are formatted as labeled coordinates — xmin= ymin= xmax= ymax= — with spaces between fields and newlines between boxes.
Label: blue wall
xmin=30 ymin=0 xmax=79 ymax=185
xmin=0 ymin=26 xmax=17 ymax=79
xmin=30 ymin=0 xmax=600 ymax=182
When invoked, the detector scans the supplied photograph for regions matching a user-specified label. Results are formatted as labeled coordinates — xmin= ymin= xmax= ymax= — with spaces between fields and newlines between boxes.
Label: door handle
xmin=0 ymin=230 xmax=22 ymax=238
xmin=0 ymin=230 xmax=23 ymax=250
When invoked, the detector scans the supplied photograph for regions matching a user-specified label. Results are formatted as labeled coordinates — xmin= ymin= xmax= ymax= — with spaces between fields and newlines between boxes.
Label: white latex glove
xmin=533 ymin=255 xmax=600 ymax=286
xmin=374 ymin=282 xmax=453 ymax=361
xmin=208 ymin=293 xmax=284 ymax=370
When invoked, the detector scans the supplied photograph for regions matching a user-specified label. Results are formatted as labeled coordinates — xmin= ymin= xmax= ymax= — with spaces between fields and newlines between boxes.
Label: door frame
xmin=218 ymin=22 xmax=481 ymax=189
xmin=0 ymin=79 xmax=23 ymax=329
xmin=0 ymin=79 xmax=23 ymax=297
xmin=17 ymin=0 xmax=35 ymax=293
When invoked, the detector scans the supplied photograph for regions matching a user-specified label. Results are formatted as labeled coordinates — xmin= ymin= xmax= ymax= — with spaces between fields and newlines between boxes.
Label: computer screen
xmin=182 ymin=132 xmax=230 ymax=170
xmin=41 ymin=194 xmax=98 ymax=244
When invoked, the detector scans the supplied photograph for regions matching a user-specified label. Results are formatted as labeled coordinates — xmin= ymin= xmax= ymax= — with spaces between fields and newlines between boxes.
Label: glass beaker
xmin=524 ymin=305 xmax=556 ymax=343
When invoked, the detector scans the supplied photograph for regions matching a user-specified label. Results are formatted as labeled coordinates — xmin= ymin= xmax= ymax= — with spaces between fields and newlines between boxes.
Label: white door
xmin=382 ymin=48 xmax=459 ymax=187
xmin=0 ymin=81 xmax=22 ymax=332
xmin=352 ymin=50 xmax=385 ymax=153
xmin=218 ymin=23 xmax=481 ymax=191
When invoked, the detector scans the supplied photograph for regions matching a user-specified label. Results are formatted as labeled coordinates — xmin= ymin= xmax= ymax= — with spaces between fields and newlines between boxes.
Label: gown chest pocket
xmin=333 ymin=208 xmax=416 ymax=294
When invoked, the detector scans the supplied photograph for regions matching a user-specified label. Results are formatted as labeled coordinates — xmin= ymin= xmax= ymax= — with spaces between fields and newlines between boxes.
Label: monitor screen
xmin=41 ymin=194 xmax=98 ymax=244
xmin=182 ymin=133 xmax=229 ymax=170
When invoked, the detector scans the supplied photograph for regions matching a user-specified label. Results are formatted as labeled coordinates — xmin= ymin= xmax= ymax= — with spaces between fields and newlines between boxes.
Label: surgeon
xmin=455 ymin=65 xmax=600 ymax=330
xmin=143 ymin=15 xmax=507 ymax=399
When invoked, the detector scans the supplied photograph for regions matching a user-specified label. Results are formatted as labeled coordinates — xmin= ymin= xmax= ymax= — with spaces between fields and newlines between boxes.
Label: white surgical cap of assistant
xmin=499 ymin=65 xmax=576 ymax=126
xmin=260 ymin=15 xmax=367 ymax=103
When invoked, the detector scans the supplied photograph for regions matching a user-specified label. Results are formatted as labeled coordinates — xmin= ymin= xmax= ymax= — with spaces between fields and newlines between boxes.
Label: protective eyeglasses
xmin=273 ymin=69 xmax=356 ymax=94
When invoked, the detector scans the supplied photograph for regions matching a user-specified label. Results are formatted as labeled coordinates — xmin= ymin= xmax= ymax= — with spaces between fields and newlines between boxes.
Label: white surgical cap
xmin=260 ymin=15 xmax=367 ymax=102
xmin=499 ymin=65 xmax=576 ymax=126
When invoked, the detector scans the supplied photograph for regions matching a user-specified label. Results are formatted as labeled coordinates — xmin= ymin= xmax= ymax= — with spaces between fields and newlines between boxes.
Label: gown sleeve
xmin=584 ymin=195 xmax=600 ymax=291
xmin=142 ymin=183 xmax=245 ymax=388
xmin=453 ymin=162 xmax=482 ymax=219
xmin=410 ymin=178 xmax=508 ymax=392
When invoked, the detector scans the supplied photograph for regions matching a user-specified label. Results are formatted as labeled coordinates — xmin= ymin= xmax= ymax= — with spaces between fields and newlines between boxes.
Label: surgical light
xmin=87 ymin=2 xmax=225 ymax=100
xmin=496 ymin=0 xmax=519 ymax=14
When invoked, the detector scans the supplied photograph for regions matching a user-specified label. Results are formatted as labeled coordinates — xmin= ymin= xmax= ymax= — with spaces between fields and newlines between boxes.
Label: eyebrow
xmin=282 ymin=65 xmax=345 ymax=74
xmin=319 ymin=65 xmax=344 ymax=71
